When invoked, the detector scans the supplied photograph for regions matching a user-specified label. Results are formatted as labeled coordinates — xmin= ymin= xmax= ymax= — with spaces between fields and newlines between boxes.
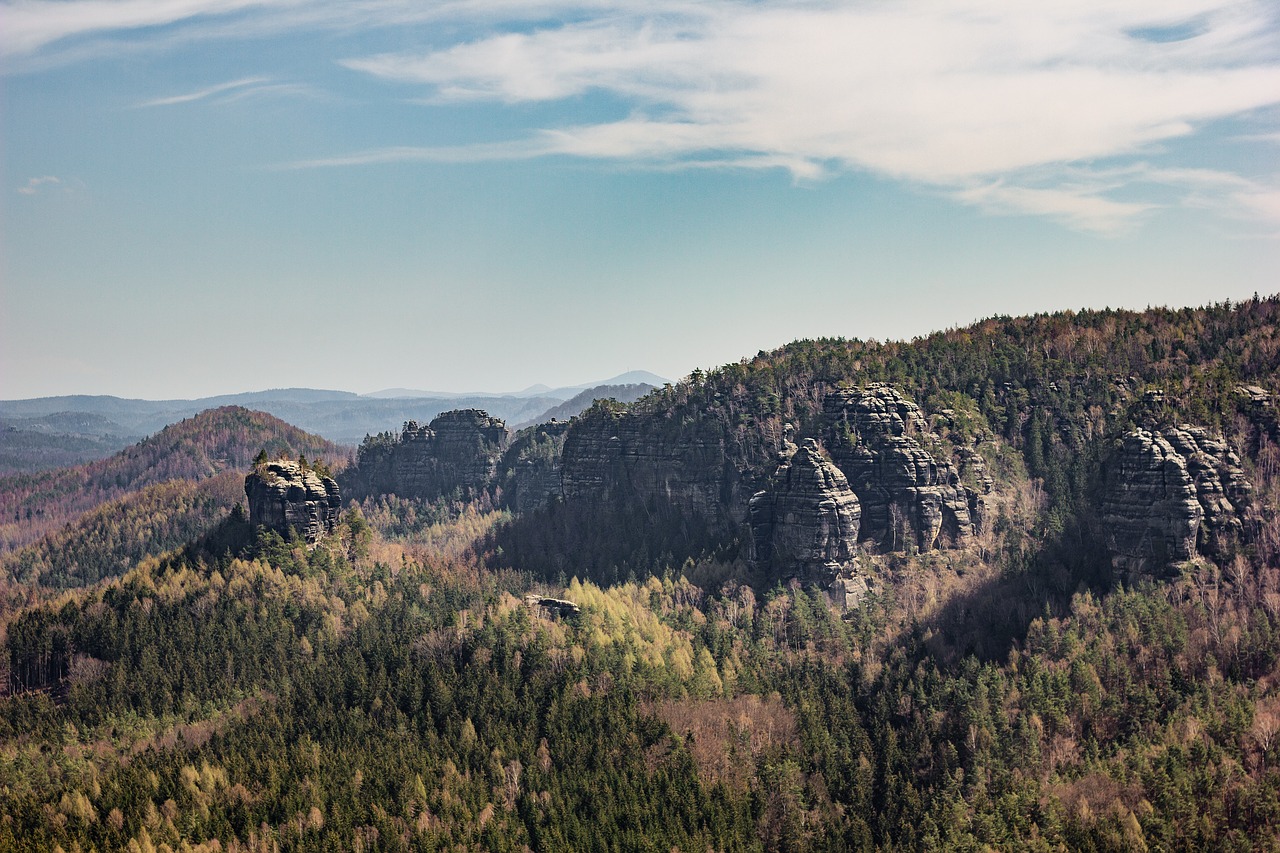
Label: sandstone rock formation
xmin=396 ymin=410 xmax=508 ymax=499
xmin=1238 ymin=385 xmax=1280 ymax=443
xmin=559 ymin=402 xmax=737 ymax=523
xmin=524 ymin=594 xmax=581 ymax=618
xmin=823 ymin=384 xmax=976 ymax=551
xmin=245 ymin=460 xmax=341 ymax=544
xmin=749 ymin=438 xmax=862 ymax=585
xmin=345 ymin=410 xmax=509 ymax=502
xmin=1102 ymin=425 xmax=1253 ymax=577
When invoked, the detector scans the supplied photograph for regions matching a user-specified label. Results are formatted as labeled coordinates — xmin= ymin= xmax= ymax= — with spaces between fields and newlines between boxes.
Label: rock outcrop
xmin=524 ymin=594 xmax=581 ymax=618
xmin=749 ymin=439 xmax=862 ymax=585
xmin=824 ymin=385 xmax=976 ymax=551
xmin=245 ymin=460 xmax=341 ymax=544
xmin=1238 ymin=385 xmax=1280 ymax=443
xmin=1102 ymin=426 xmax=1253 ymax=577
xmin=559 ymin=402 xmax=738 ymax=524
xmin=345 ymin=410 xmax=509 ymax=502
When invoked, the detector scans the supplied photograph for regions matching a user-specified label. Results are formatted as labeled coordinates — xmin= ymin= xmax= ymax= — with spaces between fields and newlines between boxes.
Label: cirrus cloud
xmin=5 ymin=0 xmax=1279 ymax=233
xmin=335 ymin=0 xmax=1280 ymax=233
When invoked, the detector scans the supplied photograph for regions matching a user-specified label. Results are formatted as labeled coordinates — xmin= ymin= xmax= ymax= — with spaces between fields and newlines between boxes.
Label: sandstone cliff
xmin=344 ymin=410 xmax=509 ymax=502
xmin=823 ymin=384 xmax=976 ymax=551
xmin=245 ymin=460 xmax=341 ymax=544
xmin=1101 ymin=425 xmax=1253 ymax=577
xmin=500 ymin=420 xmax=570 ymax=513
xmin=748 ymin=438 xmax=863 ymax=591
xmin=559 ymin=400 xmax=743 ymax=526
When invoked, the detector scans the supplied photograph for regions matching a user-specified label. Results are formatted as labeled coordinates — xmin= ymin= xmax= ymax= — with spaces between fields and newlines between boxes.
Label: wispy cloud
xmin=280 ymin=139 xmax=556 ymax=169
xmin=0 ymin=0 xmax=641 ymax=62
xmin=135 ymin=76 xmax=268 ymax=107
xmin=1 ymin=0 xmax=277 ymax=59
xmin=16 ymin=175 xmax=62 ymax=195
xmin=6 ymin=0 xmax=1280 ymax=233
xmin=335 ymin=0 xmax=1280 ymax=232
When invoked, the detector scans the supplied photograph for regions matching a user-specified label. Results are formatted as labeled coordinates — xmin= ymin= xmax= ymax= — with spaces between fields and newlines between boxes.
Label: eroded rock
xmin=245 ymin=460 xmax=341 ymax=544
xmin=824 ymin=384 xmax=975 ymax=551
xmin=749 ymin=438 xmax=862 ymax=586
xmin=346 ymin=409 xmax=509 ymax=502
xmin=1102 ymin=425 xmax=1253 ymax=577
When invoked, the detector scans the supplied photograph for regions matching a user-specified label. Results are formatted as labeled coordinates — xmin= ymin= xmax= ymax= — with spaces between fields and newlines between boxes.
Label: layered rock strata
xmin=1102 ymin=426 xmax=1253 ymax=576
xmin=245 ymin=460 xmax=341 ymax=544
xmin=559 ymin=403 xmax=737 ymax=523
xmin=824 ymin=385 xmax=976 ymax=551
xmin=392 ymin=410 xmax=508 ymax=500
xmin=748 ymin=439 xmax=862 ymax=585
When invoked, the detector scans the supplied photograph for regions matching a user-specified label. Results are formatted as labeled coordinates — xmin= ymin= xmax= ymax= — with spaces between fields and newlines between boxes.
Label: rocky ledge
xmin=245 ymin=460 xmax=341 ymax=544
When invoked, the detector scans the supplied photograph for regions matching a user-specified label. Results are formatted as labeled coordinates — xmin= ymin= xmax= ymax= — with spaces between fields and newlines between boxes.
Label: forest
xmin=2 ymin=297 xmax=1279 ymax=851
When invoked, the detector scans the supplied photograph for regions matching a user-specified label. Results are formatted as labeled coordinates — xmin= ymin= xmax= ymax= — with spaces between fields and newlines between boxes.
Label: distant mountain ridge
xmin=0 ymin=372 xmax=668 ymax=449
xmin=363 ymin=370 xmax=669 ymax=401
xmin=511 ymin=383 xmax=657 ymax=430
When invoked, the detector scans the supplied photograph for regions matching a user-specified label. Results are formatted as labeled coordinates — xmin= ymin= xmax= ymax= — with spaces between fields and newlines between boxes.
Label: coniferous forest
xmin=3 ymin=298 xmax=1280 ymax=851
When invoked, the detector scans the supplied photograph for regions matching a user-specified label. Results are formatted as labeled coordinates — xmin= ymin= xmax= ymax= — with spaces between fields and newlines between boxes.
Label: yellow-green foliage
xmin=566 ymin=576 xmax=723 ymax=696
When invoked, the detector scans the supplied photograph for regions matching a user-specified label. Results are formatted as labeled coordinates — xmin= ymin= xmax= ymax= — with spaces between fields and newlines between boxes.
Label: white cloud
xmin=16 ymin=175 xmax=62 ymax=195
xmin=135 ymin=76 xmax=268 ymax=106
xmin=953 ymin=182 xmax=1159 ymax=236
xmin=6 ymin=0 xmax=1280 ymax=233
xmin=1 ymin=0 xmax=277 ymax=59
xmin=337 ymin=0 xmax=1280 ymax=232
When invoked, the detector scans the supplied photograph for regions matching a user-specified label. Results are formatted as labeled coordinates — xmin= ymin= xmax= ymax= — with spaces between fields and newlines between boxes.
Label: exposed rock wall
xmin=559 ymin=403 xmax=740 ymax=525
xmin=245 ymin=461 xmax=341 ymax=543
xmin=823 ymin=384 xmax=976 ymax=551
xmin=748 ymin=438 xmax=861 ymax=586
xmin=394 ymin=410 xmax=508 ymax=499
xmin=346 ymin=410 xmax=509 ymax=502
xmin=1102 ymin=425 xmax=1253 ymax=576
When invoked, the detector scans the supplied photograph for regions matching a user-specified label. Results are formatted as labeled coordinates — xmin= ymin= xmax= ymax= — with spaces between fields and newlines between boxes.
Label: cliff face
xmin=748 ymin=438 xmax=861 ymax=586
xmin=245 ymin=461 xmax=341 ymax=544
xmin=394 ymin=410 xmax=508 ymax=500
xmin=547 ymin=385 xmax=982 ymax=562
xmin=345 ymin=409 xmax=509 ymax=502
xmin=1102 ymin=425 xmax=1253 ymax=577
xmin=559 ymin=402 xmax=741 ymax=525
xmin=823 ymin=385 xmax=976 ymax=551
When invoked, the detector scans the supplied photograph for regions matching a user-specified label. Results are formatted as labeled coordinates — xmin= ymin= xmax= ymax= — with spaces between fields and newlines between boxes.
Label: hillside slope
xmin=511 ymin=382 xmax=657 ymax=429
xmin=0 ymin=406 xmax=345 ymax=556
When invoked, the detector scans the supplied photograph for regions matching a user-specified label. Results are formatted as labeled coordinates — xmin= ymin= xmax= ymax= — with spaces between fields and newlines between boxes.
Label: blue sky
xmin=3 ymin=0 xmax=1279 ymax=399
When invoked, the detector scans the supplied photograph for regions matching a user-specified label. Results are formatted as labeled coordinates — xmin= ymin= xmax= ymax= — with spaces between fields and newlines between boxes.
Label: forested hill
xmin=2 ymin=298 xmax=1280 ymax=851
xmin=635 ymin=297 xmax=1279 ymax=435
xmin=0 ymin=406 xmax=346 ymax=557
xmin=489 ymin=297 xmax=1280 ymax=584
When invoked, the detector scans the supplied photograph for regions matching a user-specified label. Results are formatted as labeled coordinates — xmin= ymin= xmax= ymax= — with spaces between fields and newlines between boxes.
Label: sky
xmin=2 ymin=0 xmax=1279 ymax=400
